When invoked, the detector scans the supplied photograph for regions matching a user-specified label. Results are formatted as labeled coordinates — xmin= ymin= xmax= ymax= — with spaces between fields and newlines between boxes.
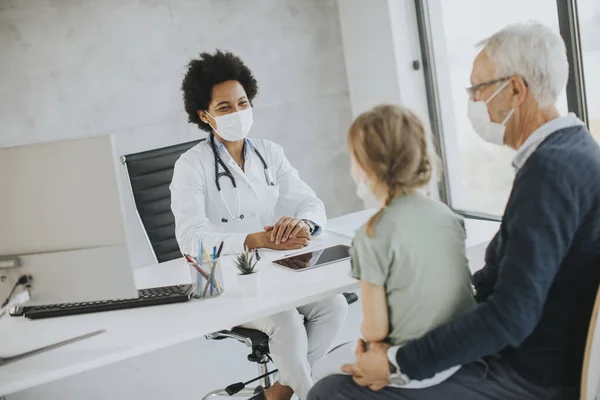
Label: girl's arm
xmin=360 ymin=280 xmax=389 ymax=342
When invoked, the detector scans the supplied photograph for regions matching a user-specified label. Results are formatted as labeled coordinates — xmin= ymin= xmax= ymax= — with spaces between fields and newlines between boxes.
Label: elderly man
xmin=308 ymin=22 xmax=600 ymax=400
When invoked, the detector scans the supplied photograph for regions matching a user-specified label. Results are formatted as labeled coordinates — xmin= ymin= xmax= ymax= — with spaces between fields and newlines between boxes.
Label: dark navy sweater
xmin=396 ymin=125 xmax=600 ymax=388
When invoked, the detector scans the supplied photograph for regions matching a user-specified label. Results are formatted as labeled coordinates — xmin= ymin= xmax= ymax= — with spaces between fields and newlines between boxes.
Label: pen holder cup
xmin=188 ymin=258 xmax=224 ymax=299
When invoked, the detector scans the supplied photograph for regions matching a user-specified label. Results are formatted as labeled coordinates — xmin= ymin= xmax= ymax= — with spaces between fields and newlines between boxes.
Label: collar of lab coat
xmin=213 ymin=138 xmax=260 ymax=193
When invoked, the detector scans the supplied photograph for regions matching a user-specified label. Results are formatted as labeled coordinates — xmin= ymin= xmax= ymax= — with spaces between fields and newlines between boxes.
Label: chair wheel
xmin=250 ymin=387 xmax=266 ymax=400
xmin=343 ymin=292 xmax=359 ymax=305
xmin=254 ymin=386 xmax=264 ymax=394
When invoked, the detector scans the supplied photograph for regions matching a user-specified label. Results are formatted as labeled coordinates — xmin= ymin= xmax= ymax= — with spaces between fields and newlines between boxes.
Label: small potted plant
xmin=235 ymin=249 xmax=260 ymax=296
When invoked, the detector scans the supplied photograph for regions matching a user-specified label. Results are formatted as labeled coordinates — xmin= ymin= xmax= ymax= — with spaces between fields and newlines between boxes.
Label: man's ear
xmin=510 ymin=76 xmax=528 ymax=108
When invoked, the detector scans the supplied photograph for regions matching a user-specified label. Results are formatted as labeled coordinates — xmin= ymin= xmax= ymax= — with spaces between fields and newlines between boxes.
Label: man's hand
xmin=341 ymin=364 xmax=388 ymax=391
xmin=265 ymin=217 xmax=311 ymax=245
xmin=341 ymin=363 xmax=370 ymax=387
xmin=244 ymin=228 xmax=310 ymax=251
xmin=341 ymin=339 xmax=391 ymax=390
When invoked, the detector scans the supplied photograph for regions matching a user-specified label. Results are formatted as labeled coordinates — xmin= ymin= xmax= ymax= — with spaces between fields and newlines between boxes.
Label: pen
xmin=185 ymin=254 xmax=220 ymax=292
xmin=193 ymin=263 xmax=209 ymax=281
xmin=184 ymin=254 xmax=210 ymax=279
xmin=204 ymin=266 xmax=217 ymax=297
xmin=196 ymin=243 xmax=202 ymax=291
xmin=209 ymin=246 xmax=217 ymax=294
xmin=255 ymin=249 xmax=261 ymax=261
xmin=184 ymin=254 xmax=196 ymax=264
xmin=187 ymin=254 xmax=220 ymax=295
xmin=205 ymin=241 xmax=225 ymax=296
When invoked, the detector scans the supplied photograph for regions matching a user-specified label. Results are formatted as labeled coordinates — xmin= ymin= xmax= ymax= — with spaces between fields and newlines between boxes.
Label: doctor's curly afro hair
xmin=181 ymin=50 xmax=259 ymax=132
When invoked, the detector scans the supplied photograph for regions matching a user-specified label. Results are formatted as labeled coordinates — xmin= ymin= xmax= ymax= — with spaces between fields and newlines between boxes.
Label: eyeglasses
xmin=465 ymin=76 xmax=511 ymax=99
xmin=466 ymin=76 xmax=529 ymax=99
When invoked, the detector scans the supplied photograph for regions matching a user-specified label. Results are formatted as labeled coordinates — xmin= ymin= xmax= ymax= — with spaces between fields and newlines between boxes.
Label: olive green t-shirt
xmin=351 ymin=193 xmax=476 ymax=346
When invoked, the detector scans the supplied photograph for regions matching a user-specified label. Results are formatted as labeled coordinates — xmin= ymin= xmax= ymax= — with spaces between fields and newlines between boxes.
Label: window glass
xmin=578 ymin=0 xmax=600 ymax=142
xmin=432 ymin=0 xmax=567 ymax=215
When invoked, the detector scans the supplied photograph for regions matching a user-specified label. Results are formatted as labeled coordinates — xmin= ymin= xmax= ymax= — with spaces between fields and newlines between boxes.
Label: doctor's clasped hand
xmin=245 ymin=220 xmax=311 ymax=251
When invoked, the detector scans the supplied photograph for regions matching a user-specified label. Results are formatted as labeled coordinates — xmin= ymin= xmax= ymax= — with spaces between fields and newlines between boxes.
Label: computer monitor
xmin=0 ymin=135 xmax=137 ymax=306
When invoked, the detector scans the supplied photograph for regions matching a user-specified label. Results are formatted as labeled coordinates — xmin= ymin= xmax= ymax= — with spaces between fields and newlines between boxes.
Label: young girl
xmin=312 ymin=104 xmax=476 ymax=388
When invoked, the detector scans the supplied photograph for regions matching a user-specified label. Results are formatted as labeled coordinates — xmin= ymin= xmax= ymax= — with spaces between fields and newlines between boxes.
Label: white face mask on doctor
xmin=206 ymin=108 xmax=254 ymax=142
xmin=467 ymin=79 xmax=515 ymax=146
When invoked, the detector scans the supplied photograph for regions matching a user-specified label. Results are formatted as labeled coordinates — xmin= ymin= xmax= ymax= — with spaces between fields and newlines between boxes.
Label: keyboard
xmin=12 ymin=284 xmax=194 ymax=320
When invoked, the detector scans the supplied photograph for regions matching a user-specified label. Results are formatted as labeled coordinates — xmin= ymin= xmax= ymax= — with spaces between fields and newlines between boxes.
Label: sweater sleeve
xmin=395 ymin=156 xmax=580 ymax=380
xmin=472 ymin=232 xmax=500 ymax=303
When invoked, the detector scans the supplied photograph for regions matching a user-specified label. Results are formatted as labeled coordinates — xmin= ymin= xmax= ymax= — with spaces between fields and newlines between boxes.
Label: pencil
xmin=203 ymin=245 xmax=211 ymax=262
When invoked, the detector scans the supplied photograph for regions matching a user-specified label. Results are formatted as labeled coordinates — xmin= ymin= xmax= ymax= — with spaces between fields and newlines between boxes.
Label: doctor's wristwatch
xmin=302 ymin=219 xmax=316 ymax=234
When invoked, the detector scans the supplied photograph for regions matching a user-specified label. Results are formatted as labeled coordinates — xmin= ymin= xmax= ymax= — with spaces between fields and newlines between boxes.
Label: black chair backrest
xmin=121 ymin=139 xmax=203 ymax=263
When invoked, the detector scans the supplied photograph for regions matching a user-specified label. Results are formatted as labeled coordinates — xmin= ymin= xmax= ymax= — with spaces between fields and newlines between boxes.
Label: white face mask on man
xmin=467 ymin=80 xmax=515 ymax=146
xmin=206 ymin=108 xmax=254 ymax=142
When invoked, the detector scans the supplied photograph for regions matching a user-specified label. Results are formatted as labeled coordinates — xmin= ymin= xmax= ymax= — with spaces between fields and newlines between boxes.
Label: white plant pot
xmin=236 ymin=272 xmax=261 ymax=296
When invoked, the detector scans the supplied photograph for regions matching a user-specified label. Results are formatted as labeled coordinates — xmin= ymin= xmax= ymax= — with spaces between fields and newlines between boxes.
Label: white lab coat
xmin=170 ymin=138 xmax=327 ymax=257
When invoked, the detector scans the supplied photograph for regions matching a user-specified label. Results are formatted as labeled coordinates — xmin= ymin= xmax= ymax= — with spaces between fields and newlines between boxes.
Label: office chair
xmin=121 ymin=140 xmax=201 ymax=263
xmin=581 ymin=284 xmax=600 ymax=400
xmin=121 ymin=140 xmax=358 ymax=398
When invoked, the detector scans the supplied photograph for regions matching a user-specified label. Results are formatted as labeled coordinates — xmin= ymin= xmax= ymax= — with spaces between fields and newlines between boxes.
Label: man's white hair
xmin=477 ymin=21 xmax=569 ymax=108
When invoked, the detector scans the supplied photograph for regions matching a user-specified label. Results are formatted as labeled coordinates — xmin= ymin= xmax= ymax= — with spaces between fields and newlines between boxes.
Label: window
xmin=423 ymin=0 xmax=568 ymax=217
xmin=578 ymin=0 xmax=600 ymax=142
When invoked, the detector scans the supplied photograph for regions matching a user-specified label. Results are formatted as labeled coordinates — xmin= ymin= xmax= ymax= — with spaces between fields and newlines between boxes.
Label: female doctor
xmin=170 ymin=51 xmax=347 ymax=400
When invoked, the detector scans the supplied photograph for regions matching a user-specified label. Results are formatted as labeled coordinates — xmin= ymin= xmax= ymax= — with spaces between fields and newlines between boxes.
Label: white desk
xmin=0 ymin=211 xmax=499 ymax=396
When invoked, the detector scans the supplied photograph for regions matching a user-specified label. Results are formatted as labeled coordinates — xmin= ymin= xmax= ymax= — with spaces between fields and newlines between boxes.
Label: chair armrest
xmin=205 ymin=330 xmax=253 ymax=347
xmin=206 ymin=327 xmax=270 ymax=348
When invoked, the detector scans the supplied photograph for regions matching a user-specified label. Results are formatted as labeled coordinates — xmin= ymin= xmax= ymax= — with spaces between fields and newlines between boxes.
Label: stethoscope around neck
xmin=208 ymin=134 xmax=275 ymax=223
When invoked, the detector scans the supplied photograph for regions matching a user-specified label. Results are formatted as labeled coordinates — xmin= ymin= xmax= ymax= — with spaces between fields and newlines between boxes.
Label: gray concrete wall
xmin=0 ymin=0 xmax=360 ymax=268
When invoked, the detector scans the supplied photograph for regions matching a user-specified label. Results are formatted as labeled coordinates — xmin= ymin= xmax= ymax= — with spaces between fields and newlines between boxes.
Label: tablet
xmin=272 ymin=245 xmax=351 ymax=272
